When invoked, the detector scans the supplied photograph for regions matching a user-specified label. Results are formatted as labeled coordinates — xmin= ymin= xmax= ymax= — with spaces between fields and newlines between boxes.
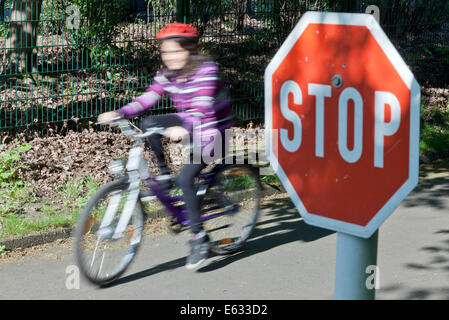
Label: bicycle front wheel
xmin=74 ymin=177 xmax=144 ymax=286
xmin=201 ymin=164 xmax=261 ymax=255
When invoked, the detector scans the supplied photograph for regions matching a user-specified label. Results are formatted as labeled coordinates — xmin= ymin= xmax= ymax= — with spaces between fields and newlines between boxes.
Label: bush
xmin=0 ymin=143 xmax=32 ymax=188
xmin=43 ymin=0 xmax=125 ymax=45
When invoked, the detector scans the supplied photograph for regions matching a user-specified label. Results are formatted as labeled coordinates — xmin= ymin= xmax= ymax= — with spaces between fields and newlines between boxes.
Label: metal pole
xmin=184 ymin=0 xmax=190 ymax=24
xmin=334 ymin=230 xmax=378 ymax=300
xmin=176 ymin=0 xmax=183 ymax=22
xmin=176 ymin=0 xmax=189 ymax=23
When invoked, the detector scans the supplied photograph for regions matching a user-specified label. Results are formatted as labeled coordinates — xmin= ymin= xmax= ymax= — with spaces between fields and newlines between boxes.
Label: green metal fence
xmin=0 ymin=0 xmax=448 ymax=138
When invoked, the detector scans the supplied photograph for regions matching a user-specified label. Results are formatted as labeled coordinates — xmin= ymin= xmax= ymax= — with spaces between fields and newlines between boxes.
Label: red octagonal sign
xmin=265 ymin=12 xmax=420 ymax=238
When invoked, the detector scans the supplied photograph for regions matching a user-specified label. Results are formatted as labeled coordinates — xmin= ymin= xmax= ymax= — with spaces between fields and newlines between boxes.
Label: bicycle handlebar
xmin=95 ymin=116 xmax=125 ymax=126
xmin=135 ymin=127 xmax=167 ymax=139
xmin=95 ymin=117 xmax=167 ymax=140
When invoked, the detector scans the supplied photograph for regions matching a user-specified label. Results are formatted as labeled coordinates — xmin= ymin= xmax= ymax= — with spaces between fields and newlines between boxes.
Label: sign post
xmin=334 ymin=231 xmax=378 ymax=300
xmin=265 ymin=12 xmax=420 ymax=299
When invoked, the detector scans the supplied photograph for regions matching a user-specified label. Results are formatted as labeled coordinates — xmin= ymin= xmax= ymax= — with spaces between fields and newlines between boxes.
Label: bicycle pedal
xmin=156 ymin=175 xmax=175 ymax=190
xmin=156 ymin=174 xmax=173 ymax=182
xmin=196 ymin=184 xmax=208 ymax=196
xmin=140 ymin=195 xmax=157 ymax=201
xmin=140 ymin=189 xmax=156 ymax=201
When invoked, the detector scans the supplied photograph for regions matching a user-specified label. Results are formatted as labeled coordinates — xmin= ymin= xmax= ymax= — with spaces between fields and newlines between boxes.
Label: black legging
xmin=140 ymin=114 xmax=206 ymax=234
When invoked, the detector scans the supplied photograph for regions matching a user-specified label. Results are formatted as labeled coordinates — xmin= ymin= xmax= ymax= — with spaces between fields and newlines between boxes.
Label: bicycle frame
xmin=98 ymin=117 xmax=239 ymax=234
xmin=144 ymin=166 xmax=240 ymax=228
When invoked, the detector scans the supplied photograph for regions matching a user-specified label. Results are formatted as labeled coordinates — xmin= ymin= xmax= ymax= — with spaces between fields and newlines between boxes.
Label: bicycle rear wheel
xmin=74 ymin=177 xmax=144 ymax=286
xmin=201 ymin=164 xmax=261 ymax=255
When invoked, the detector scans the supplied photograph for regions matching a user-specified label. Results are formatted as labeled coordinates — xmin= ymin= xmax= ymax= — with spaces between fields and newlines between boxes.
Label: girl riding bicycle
xmin=97 ymin=23 xmax=234 ymax=270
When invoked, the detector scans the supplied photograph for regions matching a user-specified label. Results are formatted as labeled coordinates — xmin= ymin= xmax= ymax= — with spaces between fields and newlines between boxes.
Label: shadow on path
xmin=379 ymin=229 xmax=449 ymax=300
xmin=197 ymin=196 xmax=334 ymax=273
xmin=402 ymin=228 xmax=449 ymax=299
xmin=404 ymin=159 xmax=449 ymax=210
xmin=103 ymin=195 xmax=334 ymax=288
xmin=402 ymin=175 xmax=449 ymax=210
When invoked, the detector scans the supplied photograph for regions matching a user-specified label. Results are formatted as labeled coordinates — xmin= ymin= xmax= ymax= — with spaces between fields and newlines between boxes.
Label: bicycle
xmin=73 ymin=117 xmax=262 ymax=286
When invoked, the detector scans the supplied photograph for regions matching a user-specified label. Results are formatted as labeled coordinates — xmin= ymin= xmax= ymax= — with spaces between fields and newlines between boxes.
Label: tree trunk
xmin=2 ymin=0 xmax=42 ymax=76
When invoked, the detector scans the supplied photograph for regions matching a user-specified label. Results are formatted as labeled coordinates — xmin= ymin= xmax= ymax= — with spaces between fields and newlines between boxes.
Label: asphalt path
xmin=0 ymin=164 xmax=448 ymax=300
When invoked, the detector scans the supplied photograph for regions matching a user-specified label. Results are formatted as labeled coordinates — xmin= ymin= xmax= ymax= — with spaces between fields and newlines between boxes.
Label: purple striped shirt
xmin=116 ymin=61 xmax=233 ymax=142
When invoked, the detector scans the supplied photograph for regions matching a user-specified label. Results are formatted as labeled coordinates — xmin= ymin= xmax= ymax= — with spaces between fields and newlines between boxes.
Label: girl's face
xmin=160 ymin=39 xmax=190 ymax=71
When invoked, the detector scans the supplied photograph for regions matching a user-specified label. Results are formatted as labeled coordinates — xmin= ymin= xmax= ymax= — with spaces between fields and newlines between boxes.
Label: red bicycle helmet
xmin=156 ymin=23 xmax=199 ymax=40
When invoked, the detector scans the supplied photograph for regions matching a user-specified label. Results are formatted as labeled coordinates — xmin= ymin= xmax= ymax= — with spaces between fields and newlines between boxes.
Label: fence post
xmin=176 ymin=0 xmax=182 ymax=22
xmin=176 ymin=0 xmax=190 ymax=23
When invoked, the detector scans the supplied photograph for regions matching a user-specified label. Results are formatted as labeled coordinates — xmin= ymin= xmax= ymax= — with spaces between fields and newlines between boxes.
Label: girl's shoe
xmin=185 ymin=231 xmax=210 ymax=270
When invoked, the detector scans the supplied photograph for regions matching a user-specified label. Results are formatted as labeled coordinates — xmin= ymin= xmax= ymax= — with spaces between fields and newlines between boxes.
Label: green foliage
xmin=0 ymin=143 xmax=36 ymax=220
xmin=420 ymin=123 xmax=449 ymax=154
xmin=0 ymin=0 xmax=12 ymax=41
xmin=421 ymin=97 xmax=449 ymax=126
xmin=226 ymin=175 xmax=253 ymax=190
xmin=33 ymin=0 xmax=129 ymax=72
xmin=88 ymin=46 xmax=119 ymax=69
xmin=435 ymin=46 xmax=449 ymax=54
xmin=260 ymin=173 xmax=281 ymax=187
xmin=43 ymin=0 xmax=124 ymax=51
xmin=405 ymin=53 xmax=423 ymax=62
xmin=0 ymin=245 xmax=6 ymax=256
xmin=0 ymin=144 xmax=32 ymax=188
xmin=151 ymin=0 xmax=175 ymax=17
xmin=420 ymin=96 xmax=449 ymax=154
xmin=436 ymin=46 xmax=449 ymax=65
xmin=0 ymin=212 xmax=75 ymax=237
xmin=169 ymin=188 xmax=183 ymax=197
xmin=56 ymin=175 xmax=100 ymax=200
xmin=0 ymin=175 xmax=100 ymax=237
xmin=0 ymin=21 xmax=8 ymax=38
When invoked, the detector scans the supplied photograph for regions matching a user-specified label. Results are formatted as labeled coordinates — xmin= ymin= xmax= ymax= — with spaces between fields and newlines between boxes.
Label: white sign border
xmin=264 ymin=11 xmax=420 ymax=239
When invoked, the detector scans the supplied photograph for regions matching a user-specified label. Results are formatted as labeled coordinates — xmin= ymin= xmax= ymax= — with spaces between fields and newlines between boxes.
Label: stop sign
xmin=265 ymin=12 xmax=420 ymax=238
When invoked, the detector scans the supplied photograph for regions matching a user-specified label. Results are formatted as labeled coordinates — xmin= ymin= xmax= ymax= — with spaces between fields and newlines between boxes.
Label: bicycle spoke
xmin=90 ymin=238 xmax=102 ymax=269
xmin=75 ymin=178 xmax=145 ymax=285
xmin=202 ymin=165 xmax=261 ymax=255
xmin=97 ymin=243 xmax=108 ymax=279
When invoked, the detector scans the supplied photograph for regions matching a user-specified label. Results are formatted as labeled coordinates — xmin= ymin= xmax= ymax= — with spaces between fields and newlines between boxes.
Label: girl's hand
xmin=97 ymin=111 xmax=121 ymax=124
xmin=166 ymin=126 xmax=189 ymax=142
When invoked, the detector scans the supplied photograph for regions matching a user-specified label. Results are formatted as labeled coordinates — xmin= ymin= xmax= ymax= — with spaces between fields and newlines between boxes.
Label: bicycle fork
xmin=112 ymin=174 xmax=140 ymax=240
xmin=98 ymin=146 xmax=149 ymax=240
